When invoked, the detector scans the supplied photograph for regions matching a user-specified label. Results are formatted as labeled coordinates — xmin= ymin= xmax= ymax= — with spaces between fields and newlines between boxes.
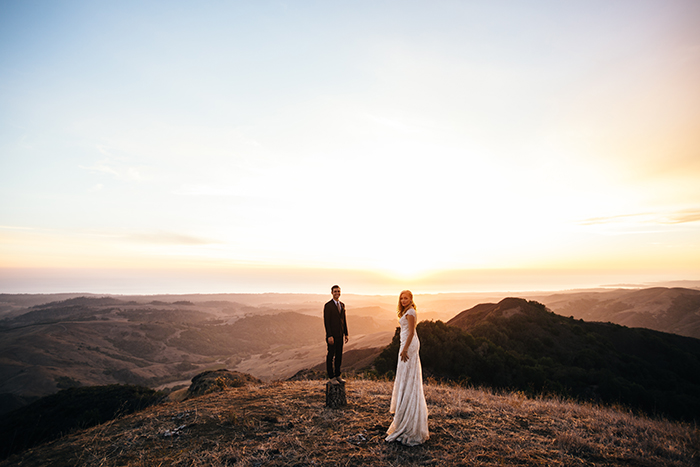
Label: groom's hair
xmin=331 ymin=285 xmax=340 ymax=292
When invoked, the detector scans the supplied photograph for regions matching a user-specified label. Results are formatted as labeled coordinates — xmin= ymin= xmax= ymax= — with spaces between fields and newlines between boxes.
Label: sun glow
xmin=2 ymin=1 xmax=700 ymax=294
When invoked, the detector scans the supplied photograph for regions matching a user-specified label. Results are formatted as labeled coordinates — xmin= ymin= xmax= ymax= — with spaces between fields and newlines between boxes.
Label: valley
xmin=2 ymin=286 xmax=699 ymax=418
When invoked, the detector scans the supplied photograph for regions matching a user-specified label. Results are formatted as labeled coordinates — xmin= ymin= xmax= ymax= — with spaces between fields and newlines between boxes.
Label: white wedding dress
xmin=386 ymin=308 xmax=429 ymax=445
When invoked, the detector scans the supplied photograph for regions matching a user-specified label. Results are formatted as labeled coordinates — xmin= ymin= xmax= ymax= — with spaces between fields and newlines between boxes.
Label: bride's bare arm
xmin=400 ymin=313 xmax=416 ymax=362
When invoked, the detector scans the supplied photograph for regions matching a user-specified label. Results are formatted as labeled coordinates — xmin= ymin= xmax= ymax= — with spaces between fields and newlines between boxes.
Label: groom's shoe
xmin=336 ymin=376 xmax=346 ymax=384
xmin=329 ymin=377 xmax=340 ymax=385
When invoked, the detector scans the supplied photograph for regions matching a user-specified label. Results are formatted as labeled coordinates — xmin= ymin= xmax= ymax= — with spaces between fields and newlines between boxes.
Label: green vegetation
xmin=374 ymin=298 xmax=700 ymax=422
xmin=0 ymin=385 xmax=164 ymax=460
xmin=55 ymin=376 xmax=82 ymax=389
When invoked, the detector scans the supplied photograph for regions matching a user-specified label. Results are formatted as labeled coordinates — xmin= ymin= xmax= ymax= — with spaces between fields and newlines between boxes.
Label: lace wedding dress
xmin=386 ymin=307 xmax=429 ymax=445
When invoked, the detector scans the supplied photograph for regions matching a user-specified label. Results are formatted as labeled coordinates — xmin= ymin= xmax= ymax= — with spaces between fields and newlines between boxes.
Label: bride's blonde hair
xmin=397 ymin=290 xmax=417 ymax=318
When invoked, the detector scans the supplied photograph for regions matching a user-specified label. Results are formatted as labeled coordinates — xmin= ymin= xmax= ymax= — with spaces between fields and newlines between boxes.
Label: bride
xmin=386 ymin=290 xmax=429 ymax=445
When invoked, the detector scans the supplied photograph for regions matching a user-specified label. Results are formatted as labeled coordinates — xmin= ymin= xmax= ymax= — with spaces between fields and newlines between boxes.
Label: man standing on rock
xmin=324 ymin=285 xmax=349 ymax=385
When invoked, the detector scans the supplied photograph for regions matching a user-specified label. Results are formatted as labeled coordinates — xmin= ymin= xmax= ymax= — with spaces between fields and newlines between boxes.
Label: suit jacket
xmin=324 ymin=299 xmax=348 ymax=339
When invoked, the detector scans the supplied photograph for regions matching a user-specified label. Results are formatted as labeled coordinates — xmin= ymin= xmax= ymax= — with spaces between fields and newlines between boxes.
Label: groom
xmin=324 ymin=285 xmax=349 ymax=384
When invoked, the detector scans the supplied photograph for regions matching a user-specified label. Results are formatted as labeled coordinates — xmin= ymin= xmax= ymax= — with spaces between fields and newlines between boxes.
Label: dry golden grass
xmin=2 ymin=379 xmax=698 ymax=466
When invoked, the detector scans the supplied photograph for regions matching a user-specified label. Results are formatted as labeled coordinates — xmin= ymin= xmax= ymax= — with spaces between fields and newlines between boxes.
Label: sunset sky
xmin=1 ymin=1 xmax=699 ymax=294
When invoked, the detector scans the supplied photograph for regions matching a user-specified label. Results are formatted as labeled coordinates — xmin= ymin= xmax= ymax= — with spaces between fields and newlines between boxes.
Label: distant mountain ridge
xmin=541 ymin=287 xmax=700 ymax=339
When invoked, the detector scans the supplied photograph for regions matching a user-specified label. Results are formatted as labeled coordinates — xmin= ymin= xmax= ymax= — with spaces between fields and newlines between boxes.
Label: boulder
xmin=186 ymin=370 xmax=261 ymax=398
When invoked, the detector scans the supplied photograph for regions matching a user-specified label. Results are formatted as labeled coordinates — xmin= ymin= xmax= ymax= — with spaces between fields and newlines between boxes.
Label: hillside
xmin=4 ymin=288 xmax=700 ymax=421
xmin=375 ymin=298 xmax=700 ymax=423
xmin=0 ymin=296 xmax=395 ymax=414
xmin=539 ymin=287 xmax=700 ymax=339
xmin=0 ymin=378 xmax=696 ymax=467
xmin=0 ymin=297 xmax=316 ymax=398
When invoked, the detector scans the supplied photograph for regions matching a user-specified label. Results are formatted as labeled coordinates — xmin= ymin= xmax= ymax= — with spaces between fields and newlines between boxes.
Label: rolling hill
xmin=0 ymin=295 xmax=395 ymax=414
xmin=4 ymin=287 xmax=700 ymax=422
xmin=539 ymin=287 xmax=700 ymax=339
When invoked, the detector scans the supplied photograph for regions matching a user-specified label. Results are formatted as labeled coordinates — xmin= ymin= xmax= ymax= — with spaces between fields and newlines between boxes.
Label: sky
xmin=1 ymin=1 xmax=699 ymax=295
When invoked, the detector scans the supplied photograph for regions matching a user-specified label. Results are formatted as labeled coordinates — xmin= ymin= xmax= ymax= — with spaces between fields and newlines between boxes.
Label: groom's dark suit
xmin=324 ymin=299 xmax=348 ymax=379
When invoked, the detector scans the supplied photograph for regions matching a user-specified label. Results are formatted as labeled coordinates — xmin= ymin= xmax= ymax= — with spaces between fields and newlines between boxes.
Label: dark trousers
xmin=326 ymin=337 xmax=344 ymax=378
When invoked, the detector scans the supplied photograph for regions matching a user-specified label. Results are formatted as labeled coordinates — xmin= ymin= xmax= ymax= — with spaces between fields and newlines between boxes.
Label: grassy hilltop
xmin=2 ymin=292 xmax=700 ymax=465
xmin=1 ymin=378 xmax=697 ymax=467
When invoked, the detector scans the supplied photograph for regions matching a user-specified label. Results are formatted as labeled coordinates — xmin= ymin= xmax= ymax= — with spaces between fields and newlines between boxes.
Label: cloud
xmin=79 ymin=161 xmax=119 ymax=177
xmin=123 ymin=231 xmax=219 ymax=246
xmin=659 ymin=210 xmax=700 ymax=225
xmin=578 ymin=213 xmax=649 ymax=226
xmin=174 ymin=184 xmax=238 ymax=197
xmin=0 ymin=225 xmax=36 ymax=231
xmin=79 ymin=146 xmax=149 ymax=182
xmin=79 ymin=161 xmax=146 ymax=181
xmin=578 ymin=209 xmax=700 ymax=226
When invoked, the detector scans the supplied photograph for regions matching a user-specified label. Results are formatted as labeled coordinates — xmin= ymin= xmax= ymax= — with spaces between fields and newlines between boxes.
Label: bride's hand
xmin=400 ymin=351 xmax=408 ymax=362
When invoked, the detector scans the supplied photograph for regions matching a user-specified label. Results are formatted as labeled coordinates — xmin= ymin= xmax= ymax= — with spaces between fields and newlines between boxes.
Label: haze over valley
xmin=2 ymin=285 xmax=699 ymax=417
